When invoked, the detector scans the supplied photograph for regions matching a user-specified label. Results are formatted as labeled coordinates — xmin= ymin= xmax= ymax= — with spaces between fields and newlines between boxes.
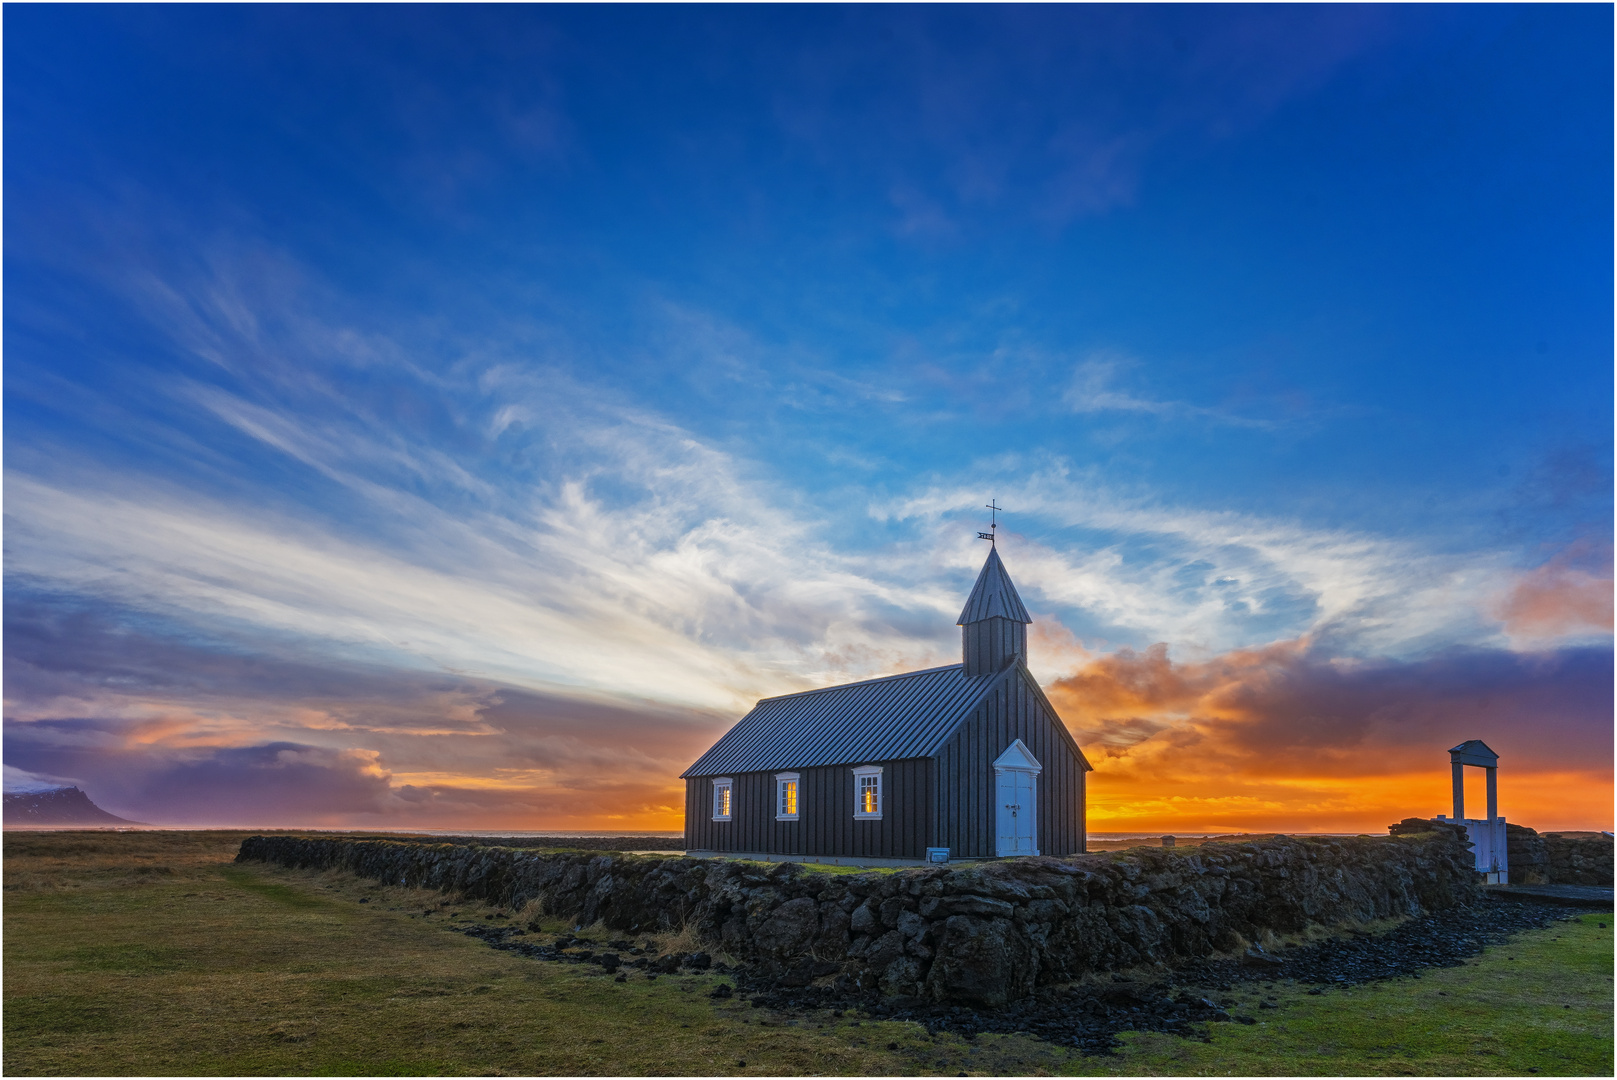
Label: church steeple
xmin=957 ymin=546 xmax=1032 ymax=677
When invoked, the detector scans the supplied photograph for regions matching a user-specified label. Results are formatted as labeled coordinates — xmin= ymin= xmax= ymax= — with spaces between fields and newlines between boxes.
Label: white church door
xmin=993 ymin=739 xmax=1042 ymax=857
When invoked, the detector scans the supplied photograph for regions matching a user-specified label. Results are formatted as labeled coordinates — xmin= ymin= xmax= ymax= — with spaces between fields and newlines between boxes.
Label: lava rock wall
xmin=1541 ymin=833 xmax=1614 ymax=886
xmin=238 ymin=831 xmax=1478 ymax=1006
xmin=1506 ymin=823 xmax=1550 ymax=884
xmin=1503 ymin=825 xmax=1612 ymax=886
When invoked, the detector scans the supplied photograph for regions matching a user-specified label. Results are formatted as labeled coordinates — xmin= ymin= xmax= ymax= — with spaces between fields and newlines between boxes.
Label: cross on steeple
xmin=977 ymin=500 xmax=1002 ymax=546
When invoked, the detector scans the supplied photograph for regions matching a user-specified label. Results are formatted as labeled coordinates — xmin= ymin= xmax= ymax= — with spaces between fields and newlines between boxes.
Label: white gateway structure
xmin=1434 ymin=739 xmax=1508 ymax=884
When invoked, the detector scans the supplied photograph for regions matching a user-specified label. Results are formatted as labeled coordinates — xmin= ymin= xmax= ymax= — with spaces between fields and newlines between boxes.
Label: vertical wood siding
xmin=685 ymin=759 xmax=931 ymax=860
xmin=931 ymin=668 xmax=1087 ymax=858
xmin=961 ymin=617 xmax=1028 ymax=678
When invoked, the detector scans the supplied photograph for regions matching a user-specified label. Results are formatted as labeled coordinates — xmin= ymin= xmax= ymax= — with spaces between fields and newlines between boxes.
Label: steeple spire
xmin=957 ymin=546 xmax=1032 ymax=625
xmin=958 ymin=546 xmax=1032 ymax=676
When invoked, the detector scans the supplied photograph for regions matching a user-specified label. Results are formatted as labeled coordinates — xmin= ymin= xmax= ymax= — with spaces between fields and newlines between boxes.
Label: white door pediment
xmin=992 ymin=738 xmax=1042 ymax=773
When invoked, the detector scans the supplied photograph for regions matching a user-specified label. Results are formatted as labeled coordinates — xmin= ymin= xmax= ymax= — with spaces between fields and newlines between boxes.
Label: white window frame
xmin=775 ymin=772 xmax=800 ymax=821
xmin=852 ymin=765 xmax=883 ymax=820
xmin=711 ymin=778 xmax=733 ymax=821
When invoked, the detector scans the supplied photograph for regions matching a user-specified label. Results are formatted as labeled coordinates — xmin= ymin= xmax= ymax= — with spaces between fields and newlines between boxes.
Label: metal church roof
xmin=681 ymin=664 xmax=1001 ymax=778
xmin=957 ymin=546 xmax=1032 ymax=625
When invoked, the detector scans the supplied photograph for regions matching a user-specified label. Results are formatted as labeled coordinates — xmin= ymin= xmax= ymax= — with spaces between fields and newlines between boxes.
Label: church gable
xmin=1009 ymin=662 xmax=1092 ymax=771
xmin=931 ymin=660 xmax=1089 ymax=859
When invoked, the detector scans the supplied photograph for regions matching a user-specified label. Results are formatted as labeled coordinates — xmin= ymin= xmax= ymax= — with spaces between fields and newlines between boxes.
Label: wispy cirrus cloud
xmin=1063 ymin=353 xmax=1276 ymax=430
xmin=10 ymin=233 xmax=1583 ymax=686
xmin=6 ymin=413 xmax=1542 ymax=729
xmin=883 ymin=461 xmax=1522 ymax=659
xmin=5 ymin=228 xmax=1605 ymax=830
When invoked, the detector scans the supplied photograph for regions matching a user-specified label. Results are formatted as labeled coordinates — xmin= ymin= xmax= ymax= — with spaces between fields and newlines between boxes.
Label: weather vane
xmin=977 ymin=500 xmax=1002 ymax=547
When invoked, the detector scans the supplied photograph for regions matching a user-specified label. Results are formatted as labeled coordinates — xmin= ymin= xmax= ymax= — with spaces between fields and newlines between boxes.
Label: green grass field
xmin=4 ymin=830 xmax=1611 ymax=1076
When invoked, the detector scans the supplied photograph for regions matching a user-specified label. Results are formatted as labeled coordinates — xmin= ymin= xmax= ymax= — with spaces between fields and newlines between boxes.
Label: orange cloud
xmin=1497 ymin=540 xmax=1613 ymax=637
xmin=1048 ymin=640 xmax=1612 ymax=834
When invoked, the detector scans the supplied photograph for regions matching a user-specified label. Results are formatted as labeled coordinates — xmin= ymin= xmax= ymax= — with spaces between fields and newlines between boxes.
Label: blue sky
xmin=4 ymin=5 xmax=1610 ymax=830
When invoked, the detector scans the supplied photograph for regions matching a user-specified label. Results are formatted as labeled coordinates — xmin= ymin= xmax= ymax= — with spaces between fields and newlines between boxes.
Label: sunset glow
xmin=5 ymin=7 xmax=1610 ymax=835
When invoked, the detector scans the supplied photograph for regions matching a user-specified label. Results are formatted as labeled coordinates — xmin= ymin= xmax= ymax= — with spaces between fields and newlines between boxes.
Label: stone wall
xmin=238 ymin=830 xmax=1478 ymax=1007
xmin=1542 ymin=833 xmax=1614 ymax=886
xmin=1506 ymin=823 xmax=1549 ymax=884
xmin=1503 ymin=825 xmax=1612 ymax=886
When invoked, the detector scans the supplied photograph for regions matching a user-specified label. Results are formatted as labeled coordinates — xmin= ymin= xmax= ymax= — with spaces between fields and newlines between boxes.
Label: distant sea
xmin=1089 ymin=831 xmax=1364 ymax=840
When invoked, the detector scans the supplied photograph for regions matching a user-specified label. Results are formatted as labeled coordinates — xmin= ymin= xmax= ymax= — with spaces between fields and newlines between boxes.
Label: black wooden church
xmin=682 ymin=543 xmax=1092 ymax=865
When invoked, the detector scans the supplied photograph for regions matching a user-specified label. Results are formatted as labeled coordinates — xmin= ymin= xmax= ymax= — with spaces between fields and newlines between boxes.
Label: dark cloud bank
xmin=1054 ymin=639 xmax=1612 ymax=774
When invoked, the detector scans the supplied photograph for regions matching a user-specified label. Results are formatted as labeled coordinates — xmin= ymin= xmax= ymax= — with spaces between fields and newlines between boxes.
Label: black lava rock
xmin=708 ymin=901 xmax=1597 ymax=1057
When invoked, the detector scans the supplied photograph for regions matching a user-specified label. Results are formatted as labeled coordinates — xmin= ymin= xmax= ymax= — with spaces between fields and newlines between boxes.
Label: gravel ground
xmin=455 ymin=899 xmax=1609 ymax=1056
